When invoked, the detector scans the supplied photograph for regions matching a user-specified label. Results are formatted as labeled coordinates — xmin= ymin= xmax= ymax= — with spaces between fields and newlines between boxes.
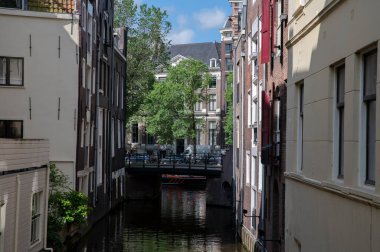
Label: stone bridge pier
xmin=125 ymin=174 xmax=162 ymax=200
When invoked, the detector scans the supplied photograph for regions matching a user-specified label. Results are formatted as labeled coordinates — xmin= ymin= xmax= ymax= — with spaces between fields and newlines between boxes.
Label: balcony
xmin=0 ymin=0 xmax=74 ymax=14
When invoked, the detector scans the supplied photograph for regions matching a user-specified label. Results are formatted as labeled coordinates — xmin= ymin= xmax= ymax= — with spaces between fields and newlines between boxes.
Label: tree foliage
xmin=144 ymin=59 xmax=211 ymax=145
xmin=114 ymin=0 xmax=171 ymax=122
xmin=224 ymin=74 xmax=233 ymax=145
xmin=47 ymin=163 xmax=91 ymax=248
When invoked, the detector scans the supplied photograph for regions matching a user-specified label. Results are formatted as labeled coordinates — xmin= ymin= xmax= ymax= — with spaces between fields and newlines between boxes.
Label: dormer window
xmin=210 ymin=59 xmax=217 ymax=68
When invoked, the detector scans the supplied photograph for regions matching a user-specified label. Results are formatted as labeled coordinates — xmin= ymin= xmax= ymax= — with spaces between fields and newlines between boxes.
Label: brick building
xmin=228 ymin=0 xmax=287 ymax=251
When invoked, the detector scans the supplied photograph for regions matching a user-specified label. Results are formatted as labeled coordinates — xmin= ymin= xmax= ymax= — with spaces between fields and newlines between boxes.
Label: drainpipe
xmin=232 ymin=41 xmax=237 ymax=223
xmin=109 ymin=22 xmax=115 ymax=209
xmin=261 ymin=63 xmax=267 ymax=239
xmin=44 ymin=165 xmax=54 ymax=252
xmin=14 ymin=175 xmax=20 ymax=252
xmin=240 ymin=43 xmax=246 ymax=232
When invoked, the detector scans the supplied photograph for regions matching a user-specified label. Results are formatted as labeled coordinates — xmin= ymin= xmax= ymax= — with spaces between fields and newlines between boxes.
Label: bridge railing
xmin=125 ymin=152 xmax=223 ymax=171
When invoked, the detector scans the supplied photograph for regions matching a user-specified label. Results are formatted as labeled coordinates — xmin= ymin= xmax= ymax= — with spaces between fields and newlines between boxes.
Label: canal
xmin=75 ymin=186 xmax=244 ymax=252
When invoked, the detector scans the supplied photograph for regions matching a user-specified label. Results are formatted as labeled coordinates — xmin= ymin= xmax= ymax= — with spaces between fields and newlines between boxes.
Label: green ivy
xmin=47 ymin=163 xmax=92 ymax=248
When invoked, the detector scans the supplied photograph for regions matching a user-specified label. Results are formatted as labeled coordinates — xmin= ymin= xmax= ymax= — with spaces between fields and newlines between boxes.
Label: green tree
xmin=114 ymin=0 xmax=171 ymax=122
xmin=47 ymin=163 xmax=91 ymax=249
xmin=144 ymin=59 xmax=211 ymax=148
xmin=224 ymin=74 xmax=233 ymax=145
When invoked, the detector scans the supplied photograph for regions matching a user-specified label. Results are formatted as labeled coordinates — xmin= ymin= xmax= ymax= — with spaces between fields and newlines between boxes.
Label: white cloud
xmin=193 ymin=7 xmax=226 ymax=29
xmin=177 ymin=14 xmax=188 ymax=28
xmin=168 ymin=29 xmax=195 ymax=44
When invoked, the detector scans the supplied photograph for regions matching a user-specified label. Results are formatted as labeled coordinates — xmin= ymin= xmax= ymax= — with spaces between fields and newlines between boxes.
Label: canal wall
xmin=125 ymin=174 xmax=162 ymax=200
xmin=206 ymin=149 xmax=233 ymax=207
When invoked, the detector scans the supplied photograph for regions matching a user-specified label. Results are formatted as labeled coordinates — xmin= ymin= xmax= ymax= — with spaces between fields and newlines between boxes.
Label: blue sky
xmin=136 ymin=0 xmax=231 ymax=44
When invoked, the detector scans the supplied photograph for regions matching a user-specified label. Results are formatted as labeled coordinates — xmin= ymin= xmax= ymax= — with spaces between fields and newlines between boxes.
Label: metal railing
xmin=125 ymin=152 xmax=223 ymax=171
xmin=0 ymin=0 xmax=74 ymax=14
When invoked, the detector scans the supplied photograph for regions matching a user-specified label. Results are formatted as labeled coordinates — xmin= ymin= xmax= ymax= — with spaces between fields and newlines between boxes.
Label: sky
xmin=135 ymin=0 xmax=231 ymax=44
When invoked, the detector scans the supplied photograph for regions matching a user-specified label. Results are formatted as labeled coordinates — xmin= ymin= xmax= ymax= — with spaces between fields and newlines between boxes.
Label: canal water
xmin=75 ymin=186 xmax=244 ymax=252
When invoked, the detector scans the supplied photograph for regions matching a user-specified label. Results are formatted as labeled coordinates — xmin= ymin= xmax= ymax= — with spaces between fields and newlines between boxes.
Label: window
xmin=0 ymin=0 xmax=21 ymax=8
xmin=117 ymin=120 xmax=121 ymax=148
xmin=298 ymin=83 xmax=304 ymax=171
xmin=246 ymin=152 xmax=250 ymax=184
xmin=196 ymin=124 xmax=202 ymax=145
xmin=111 ymin=118 xmax=115 ymax=157
xmin=210 ymin=59 xmax=217 ymax=68
xmin=0 ymin=57 xmax=23 ymax=86
xmin=210 ymin=76 xmax=217 ymax=88
xmin=225 ymin=43 xmax=232 ymax=54
xmin=336 ymin=64 xmax=345 ymax=179
xmin=275 ymin=0 xmax=282 ymax=56
xmin=226 ymin=58 xmax=233 ymax=71
xmin=195 ymin=101 xmax=202 ymax=111
xmin=100 ymin=61 xmax=105 ymax=92
xmin=132 ymin=123 xmax=138 ymax=143
xmin=31 ymin=192 xmax=42 ymax=244
xmin=208 ymin=94 xmax=216 ymax=111
xmin=0 ymin=120 xmax=22 ymax=138
xmin=208 ymin=121 xmax=217 ymax=146
xmin=248 ymin=92 xmax=252 ymax=126
xmin=363 ymin=49 xmax=377 ymax=185
xmin=115 ymin=71 xmax=120 ymax=107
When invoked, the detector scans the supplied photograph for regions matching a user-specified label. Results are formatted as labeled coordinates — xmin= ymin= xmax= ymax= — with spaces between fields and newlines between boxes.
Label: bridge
xmin=124 ymin=153 xmax=232 ymax=207
xmin=125 ymin=153 xmax=223 ymax=177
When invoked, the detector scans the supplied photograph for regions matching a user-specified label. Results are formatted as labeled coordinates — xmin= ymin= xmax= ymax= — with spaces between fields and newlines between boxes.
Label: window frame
xmin=297 ymin=82 xmax=304 ymax=171
xmin=208 ymin=121 xmax=217 ymax=146
xmin=210 ymin=58 xmax=217 ymax=68
xmin=132 ymin=123 xmax=138 ymax=143
xmin=30 ymin=192 xmax=42 ymax=245
xmin=362 ymin=49 xmax=377 ymax=186
xmin=335 ymin=64 xmax=345 ymax=179
xmin=0 ymin=120 xmax=23 ymax=139
xmin=209 ymin=76 xmax=217 ymax=89
xmin=0 ymin=57 xmax=24 ymax=86
xmin=208 ymin=94 xmax=217 ymax=111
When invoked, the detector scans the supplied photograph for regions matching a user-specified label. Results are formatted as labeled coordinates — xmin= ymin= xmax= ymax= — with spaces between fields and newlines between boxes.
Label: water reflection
xmin=76 ymin=186 xmax=243 ymax=252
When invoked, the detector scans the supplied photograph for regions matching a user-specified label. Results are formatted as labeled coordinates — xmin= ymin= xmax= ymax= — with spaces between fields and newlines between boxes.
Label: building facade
xmin=230 ymin=0 xmax=288 ymax=251
xmin=286 ymin=0 xmax=380 ymax=251
xmin=0 ymin=3 xmax=79 ymax=188
xmin=76 ymin=0 xmax=127 ymax=223
xmin=0 ymin=139 xmax=49 ymax=252
xmin=128 ymin=42 xmax=226 ymax=154
xmin=0 ymin=0 xmax=126 ymax=236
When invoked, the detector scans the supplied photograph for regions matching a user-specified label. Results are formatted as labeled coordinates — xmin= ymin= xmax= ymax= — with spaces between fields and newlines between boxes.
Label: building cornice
xmin=286 ymin=0 xmax=345 ymax=48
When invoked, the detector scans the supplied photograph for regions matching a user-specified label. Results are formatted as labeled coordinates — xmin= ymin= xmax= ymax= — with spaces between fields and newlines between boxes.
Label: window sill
xmin=286 ymin=172 xmax=380 ymax=206
xmin=0 ymin=85 xmax=24 ymax=89
xmin=30 ymin=239 xmax=41 ymax=249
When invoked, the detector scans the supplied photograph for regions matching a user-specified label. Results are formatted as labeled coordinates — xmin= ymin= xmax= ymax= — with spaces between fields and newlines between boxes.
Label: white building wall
xmin=0 ymin=10 xmax=79 ymax=187
xmin=0 ymin=139 xmax=49 ymax=252
xmin=286 ymin=0 xmax=380 ymax=251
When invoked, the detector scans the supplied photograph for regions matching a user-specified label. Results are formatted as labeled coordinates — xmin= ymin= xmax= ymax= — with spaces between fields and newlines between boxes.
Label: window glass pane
xmin=338 ymin=109 xmax=344 ymax=178
xmin=9 ymin=58 xmax=22 ymax=85
xmin=337 ymin=65 xmax=345 ymax=105
xmin=364 ymin=50 xmax=377 ymax=98
xmin=0 ymin=121 xmax=6 ymax=137
xmin=367 ymin=100 xmax=376 ymax=184
xmin=9 ymin=121 xmax=22 ymax=138
xmin=210 ymin=76 xmax=217 ymax=88
xmin=0 ymin=58 xmax=6 ymax=84
xmin=299 ymin=85 xmax=304 ymax=116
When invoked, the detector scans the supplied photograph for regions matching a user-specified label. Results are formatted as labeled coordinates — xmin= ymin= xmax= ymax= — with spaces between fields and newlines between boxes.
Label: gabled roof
xmin=169 ymin=42 xmax=221 ymax=66
xmin=222 ymin=18 xmax=232 ymax=29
